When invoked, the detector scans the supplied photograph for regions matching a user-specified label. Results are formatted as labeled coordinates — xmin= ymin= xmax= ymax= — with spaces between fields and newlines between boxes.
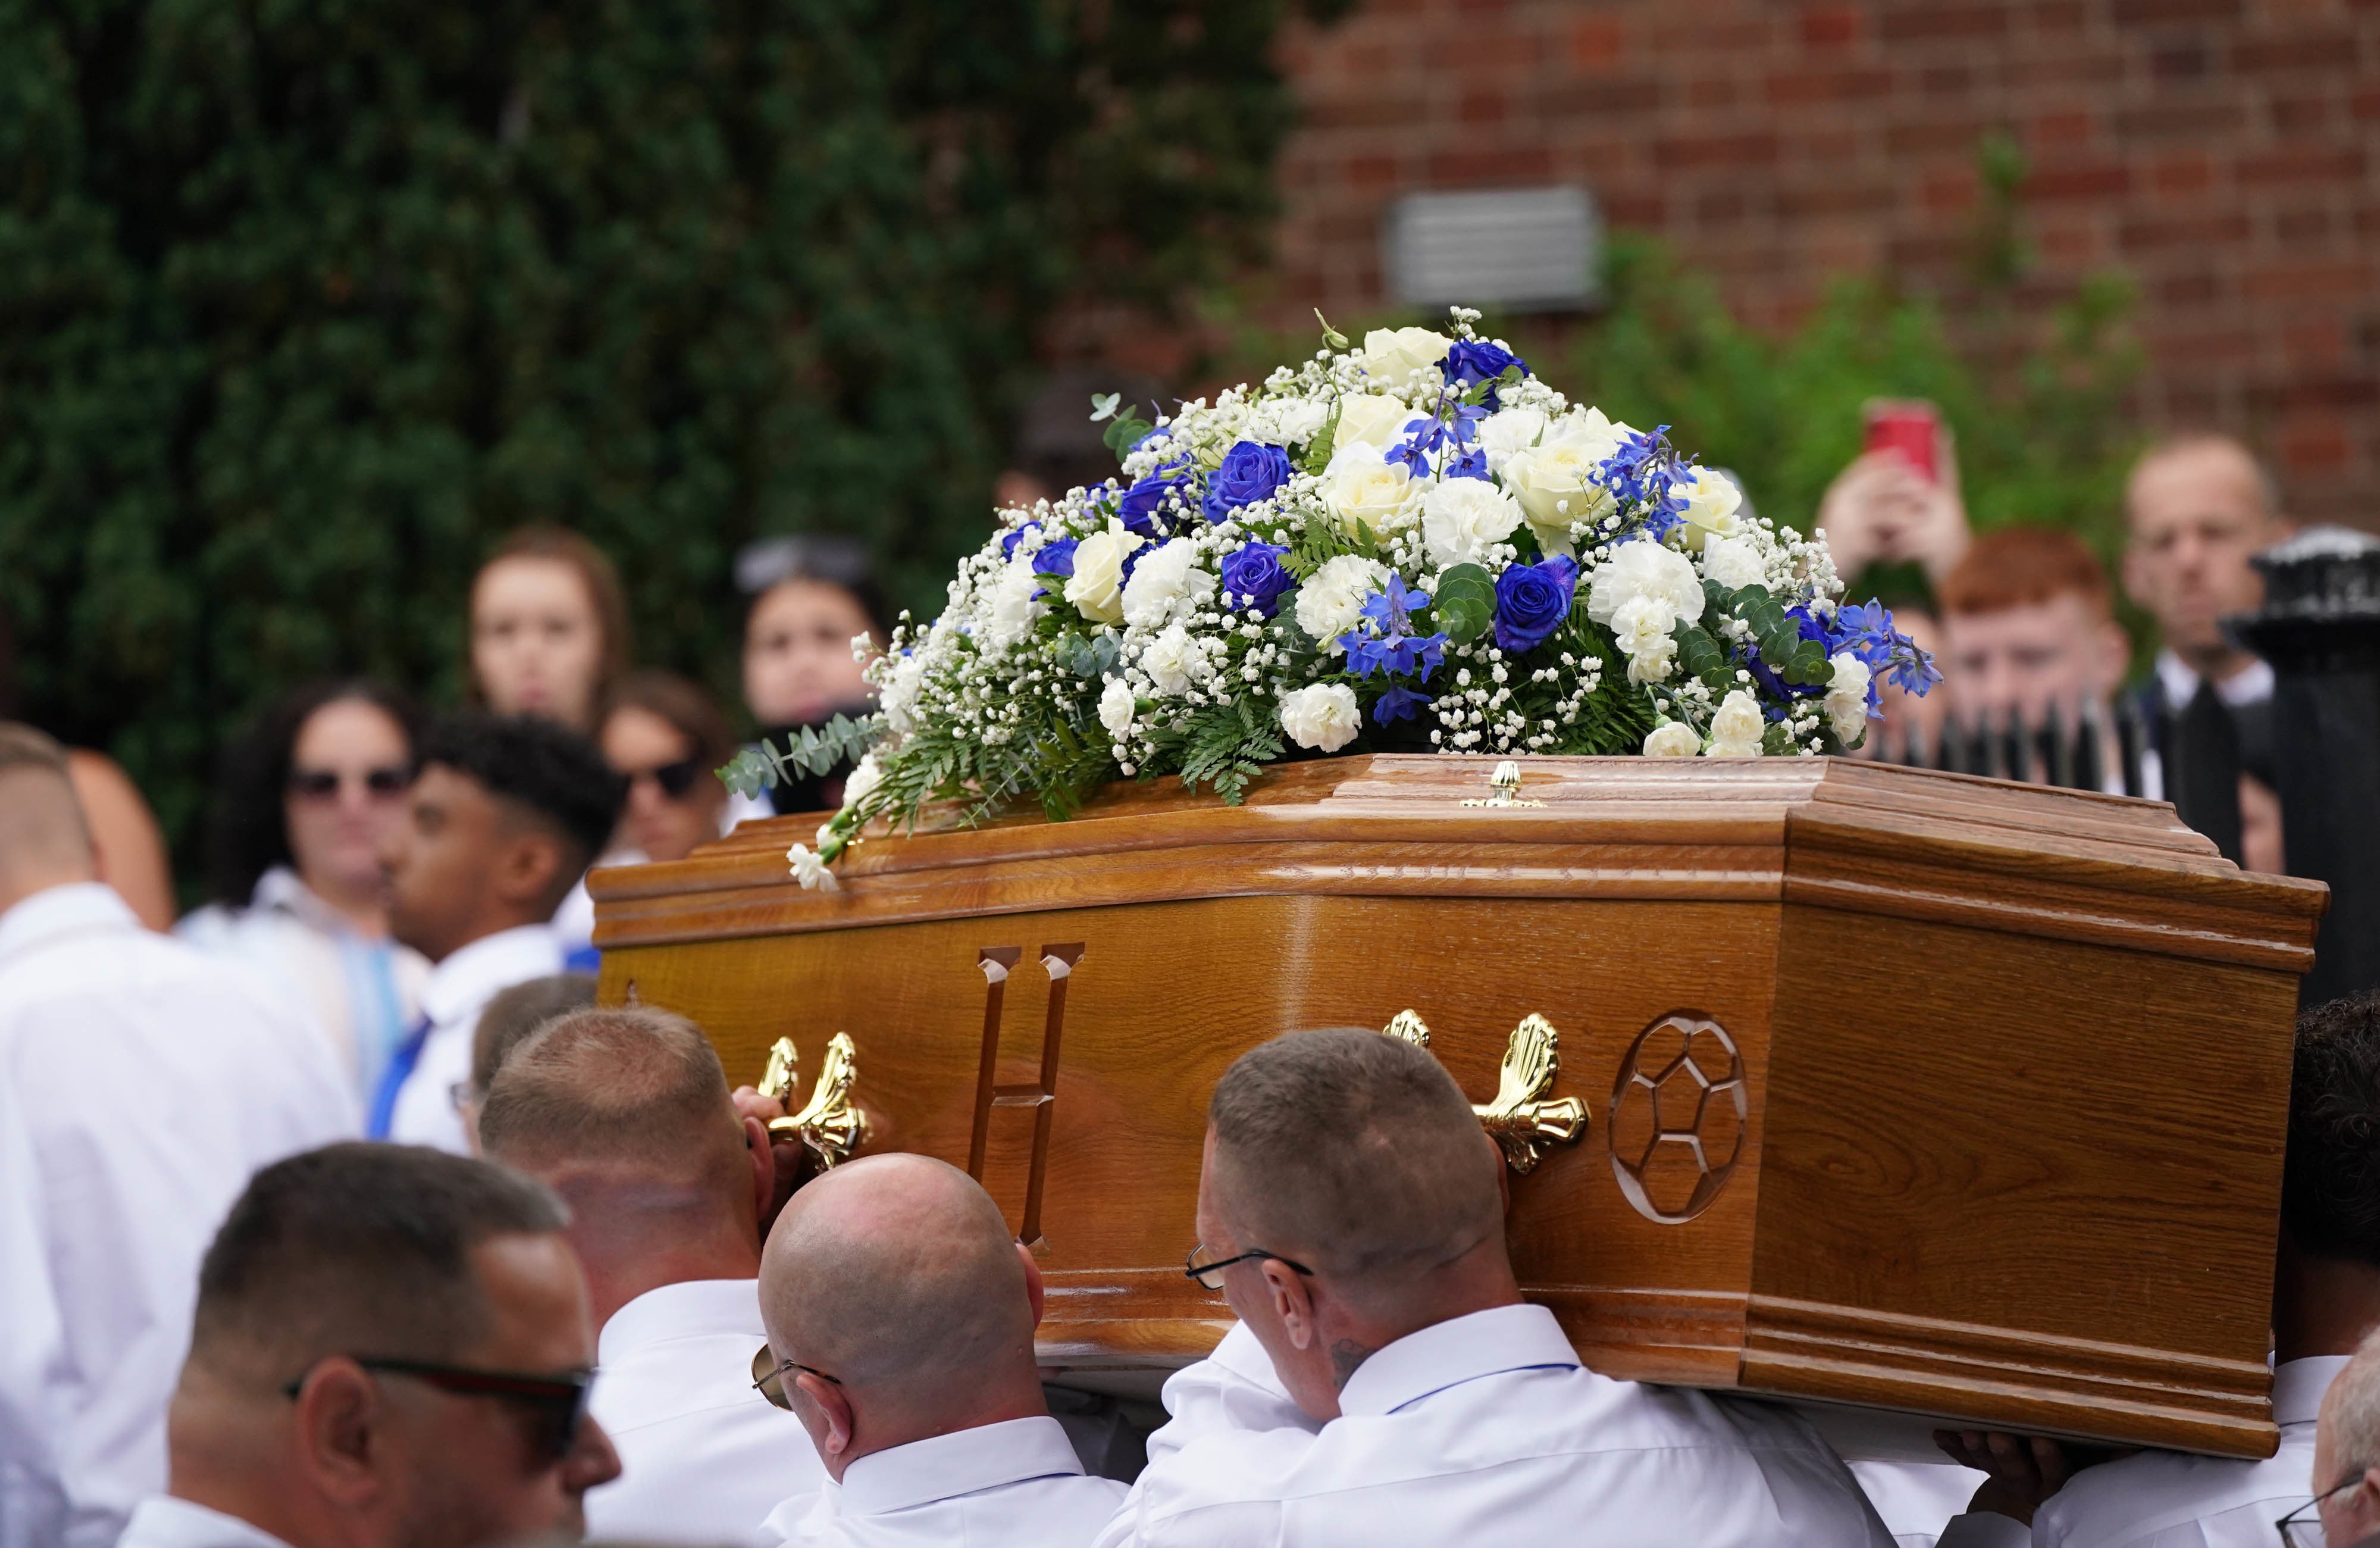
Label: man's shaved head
xmin=1207 ymin=1028 xmax=1503 ymax=1289
xmin=0 ymin=723 xmax=93 ymax=890
xmin=760 ymin=1155 xmax=1033 ymax=1409
xmin=477 ymin=1008 xmax=746 ymax=1202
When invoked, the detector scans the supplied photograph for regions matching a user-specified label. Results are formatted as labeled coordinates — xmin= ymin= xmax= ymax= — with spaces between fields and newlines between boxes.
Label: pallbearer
xmin=1094 ymin=1028 xmax=1894 ymax=1547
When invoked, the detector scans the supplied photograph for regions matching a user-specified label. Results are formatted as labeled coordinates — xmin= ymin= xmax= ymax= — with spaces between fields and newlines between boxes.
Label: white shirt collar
xmin=1336 ymin=1302 xmax=1580 ymax=1418
xmin=0 ymin=880 xmax=137 ymax=962
xmin=421 ymin=923 xmax=562 ymax=1024
xmin=2276 ymin=1355 xmax=2351 ymax=1427
xmin=597 ymin=1277 xmax=765 ymax=1365
xmin=838 ymin=1415 xmax=1086 ymax=1515
xmin=2156 ymin=649 xmax=2274 ymax=710
xmin=119 ymin=1496 xmax=298 ymax=1548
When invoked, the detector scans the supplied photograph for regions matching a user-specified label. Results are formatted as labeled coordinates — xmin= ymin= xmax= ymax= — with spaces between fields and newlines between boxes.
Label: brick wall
xmin=1264 ymin=0 xmax=2379 ymax=525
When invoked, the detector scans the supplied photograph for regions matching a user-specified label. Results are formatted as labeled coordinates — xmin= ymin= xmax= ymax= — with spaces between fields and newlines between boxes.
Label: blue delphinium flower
xmin=1372 ymin=684 xmax=1434 ymax=725
xmin=1597 ymin=427 xmax=1693 ymax=539
xmin=1218 ymin=541 xmax=1295 ymax=617
xmin=1202 ymin=440 xmax=1294 ymax=523
xmin=1831 ymin=601 xmax=1941 ymax=700
xmin=1492 ymin=555 xmax=1578 ymax=653
xmin=1385 ymin=399 xmax=1488 ymax=481
xmin=1340 ymin=577 xmax=1449 ymax=684
xmin=1358 ymin=576 xmax=1432 ymax=634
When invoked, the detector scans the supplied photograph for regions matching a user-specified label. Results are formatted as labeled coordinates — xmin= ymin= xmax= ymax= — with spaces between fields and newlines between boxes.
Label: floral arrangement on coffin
xmin=726 ymin=309 xmax=1937 ymax=891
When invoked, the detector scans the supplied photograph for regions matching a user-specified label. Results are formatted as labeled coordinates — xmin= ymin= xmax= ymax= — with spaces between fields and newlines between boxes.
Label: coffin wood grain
xmin=593 ymin=755 xmax=2324 ymax=1457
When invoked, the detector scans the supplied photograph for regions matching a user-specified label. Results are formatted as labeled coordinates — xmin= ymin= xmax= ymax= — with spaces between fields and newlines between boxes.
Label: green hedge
xmin=0 ymin=0 xmax=1348 ymax=881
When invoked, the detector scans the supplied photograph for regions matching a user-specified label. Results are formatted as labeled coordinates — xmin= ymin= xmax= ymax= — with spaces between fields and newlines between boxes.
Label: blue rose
xmin=1218 ymin=541 xmax=1294 ymax=617
xmin=1032 ymin=537 xmax=1079 ymax=580
xmin=1117 ymin=465 xmax=1191 ymax=537
xmin=1492 ymin=555 xmax=1578 ymax=653
xmin=1446 ymin=340 xmax=1527 ymax=409
xmin=999 ymin=520 xmax=1041 ymax=560
xmin=1201 ymin=440 xmax=1294 ymax=523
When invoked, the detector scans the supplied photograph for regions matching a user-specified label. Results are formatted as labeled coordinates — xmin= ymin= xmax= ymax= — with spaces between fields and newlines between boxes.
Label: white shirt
xmin=382 ymin=922 xmax=562 ymax=1152
xmin=1853 ymin=1458 xmax=1990 ymax=1547
xmin=1095 ymin=1305 xmax=1895 ymax=1547
xmin=762 ymin=1416 xmax=1125 ymax=1548
xmin=1936 ymin=1355 xmax=2346 ymax=1548
xmin=2156 ymin=650 xmax=2275 ymax=712
xmin=585 ymin=1278 xmax=823 ymax=1545
xmin=0 ymin=884 xmax=356 ymax=1548
xmin=115 ymin=1496 xmax=297 ymax=1548
xmin=1145 ymin=1323 xmax=1314 ymax=1466
xmin=177 ymin=867 xmax=429 ymax=1103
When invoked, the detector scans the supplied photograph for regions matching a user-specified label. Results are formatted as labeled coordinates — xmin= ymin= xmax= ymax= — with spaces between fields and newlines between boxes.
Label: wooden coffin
xmin=589 ymin=756 xmax=2326 ymax=1458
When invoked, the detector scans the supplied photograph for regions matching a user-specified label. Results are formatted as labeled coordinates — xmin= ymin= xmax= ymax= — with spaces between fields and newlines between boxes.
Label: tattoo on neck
xmin=1329 ymin=1339 xmax=1374 ymax=1389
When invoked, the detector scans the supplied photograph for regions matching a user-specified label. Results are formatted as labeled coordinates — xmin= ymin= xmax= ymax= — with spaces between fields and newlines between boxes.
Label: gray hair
xmin=2331 ymin=1327 xmax=2380 ymax=1480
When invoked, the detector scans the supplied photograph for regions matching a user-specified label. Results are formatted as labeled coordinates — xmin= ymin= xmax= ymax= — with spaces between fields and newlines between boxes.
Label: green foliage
xmin=1428 ymin=563 xmax=1495 ymax=646
xmin=0 ymin=0 xmax=1349 ymax=881
xmin=1145 ymin=696 xmax=1283 ymax=805
xmin=719 ymin=712 xmax=875 ymax=799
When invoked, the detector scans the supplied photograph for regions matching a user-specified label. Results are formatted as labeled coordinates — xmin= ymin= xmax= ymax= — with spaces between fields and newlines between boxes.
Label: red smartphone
xmin=1863 ymin=399 xmax=1940 ymax=483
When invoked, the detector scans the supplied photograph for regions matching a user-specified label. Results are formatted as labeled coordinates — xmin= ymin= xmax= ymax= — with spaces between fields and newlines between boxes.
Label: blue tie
xmin=367 ymin=1015 xmax=433 ymax=1140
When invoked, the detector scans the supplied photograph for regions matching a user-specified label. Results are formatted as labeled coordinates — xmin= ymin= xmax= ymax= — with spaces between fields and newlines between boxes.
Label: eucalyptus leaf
xmin=1432 ymin=563 xmax=1496 ymax=646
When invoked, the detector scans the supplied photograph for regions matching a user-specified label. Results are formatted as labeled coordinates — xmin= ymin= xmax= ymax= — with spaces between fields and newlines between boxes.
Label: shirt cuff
xmin=1934 ymin=1511 xmax=2030 ymax=1548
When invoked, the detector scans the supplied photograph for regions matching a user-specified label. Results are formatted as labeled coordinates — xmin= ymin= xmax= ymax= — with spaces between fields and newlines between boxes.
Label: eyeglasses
xmin=1183 ymin=1242 xmax=1316 ymax=1292
xmin=622 ymin=755 xmax=705 ymax=800
xmin=284 ymin=1356 xmax=595 ymax=1466
xmin=750 ymin=1343 xmax=841 ymax=1411
xmin=2277 ymin=1472 xmax=2377 ymax=1547
xmin=288 ymin=765 xmax=411 ymax=800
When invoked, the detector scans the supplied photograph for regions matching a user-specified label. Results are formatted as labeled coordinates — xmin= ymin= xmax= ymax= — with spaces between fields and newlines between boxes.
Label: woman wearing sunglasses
xmin=596 ymin=671 xmax=738 ymax=865
xmin=181 ymin=680 xmax=429 ymax=1103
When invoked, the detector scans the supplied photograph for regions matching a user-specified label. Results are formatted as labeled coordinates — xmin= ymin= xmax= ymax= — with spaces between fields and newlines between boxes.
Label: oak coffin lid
xmin=587 ymin=756 xmax=2326 ymax=968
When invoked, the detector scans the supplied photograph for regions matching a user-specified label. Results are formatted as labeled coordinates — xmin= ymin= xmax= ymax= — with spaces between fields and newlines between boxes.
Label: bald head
xmin=1207 ymin=1028 xmax=1503 ymax=1290
xmin=760 ymin=1155 xmax=1035 ymax=1411
xmin=0 ymin=724 xmax=94 ymax=906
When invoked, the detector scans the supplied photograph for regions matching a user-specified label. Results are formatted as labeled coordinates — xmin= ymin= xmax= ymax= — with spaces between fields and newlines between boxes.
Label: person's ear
xmin=493 ymin=828 xmax=563 ymax=911
xmin=1016 ymin=1240 xmax=1045 ymax=1328
xmin=1261 ymin=1259 xmax=1317 ymax=1352
xmin=795 ymin=1371 xmax=854 ymax=1461
xmin=741 ymin=1115 xmax=775 ymax=1233
xmin=292 ymin=1360 xmax=388 ymax=1509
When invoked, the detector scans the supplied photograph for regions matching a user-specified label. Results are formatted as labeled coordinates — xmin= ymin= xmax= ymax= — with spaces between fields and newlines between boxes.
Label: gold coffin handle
xmin=1379 ymin=1010 xmax=1588 ymax=1175
xmin=757 ymin=1033 xmax=870 ymax=1170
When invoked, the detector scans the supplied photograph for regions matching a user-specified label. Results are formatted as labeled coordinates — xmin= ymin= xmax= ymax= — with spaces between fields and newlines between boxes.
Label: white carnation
xmin=1317 ymin=448 xmax=1420 ymax=537
xmin=1699 ymin=532 xmax=1768 ymax=593
xmin=1360 ymin=327 xmax=1449 ymax=389
xmin=1278 ymin=683 xmax=1361 ymax=752
xmin=1098 ymin=677 xmax=1137 ymax=740
xmin=1332 ymin=393 xmax=1420 ymax=453
xmin=785 ymin=843 xmax=840 ymax=892
xmin=1478 ymin=408 xmax=1548 ymax=474
xmin=1295 ymin=554 xmax=1391 ymax=645
xmin=1671 ymin=467 xmax=1745 ymax=551
xmin=1421 ymin=478 xmax=1523 ymax=569
xmin=1704 ymin=689 xmax=1766 ymax=757
xmin=976 ymin=555 xmax=1045 ymax=654
xmin=878 ymin=652 xmax=926 ymax=735
xmin=1063 ymin=522 xmax=1143 ymax=626
xmin=1612 ymin=595 xmax=1679 ymax=684
xmin=1825 ymin=652 xmax=1872 ymax=745
xmin=1643 ymin=722 xmax=1702 ymax=758
xmin=1139 ymin=624 xmax=1210 ymax=697
xmin=1586 ymin=537 xmax=1705 ymax=630
xmin=841 ymin=753 xmax=883 ymax=811
xmin=1121 ymin=537 xmax=1217 ymax=630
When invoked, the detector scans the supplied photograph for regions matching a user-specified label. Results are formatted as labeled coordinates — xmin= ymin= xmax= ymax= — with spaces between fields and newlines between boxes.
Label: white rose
xmin=1825 ymin=652 xmax=1872 ymax=745
xmin=1671 ymin=467 xmax=1744 ymax=551
xmin=1478 ymin=408 xmax=1548 ymax=474
xmin=1121 ymin=537 xmax=1218 ymax=630
xmin=1699 ymin=531 xmax=1768 ymax=593
xmin=1318 ymin=446 xmax=1421 ymax=537
xmin=1501 ymin=408 xmax=1630 ymax=553
xmin=785 ymin=843 xmax=841 ymax=892
xmin=1642 ymin=722 xmax=1701 ymax=758
xmin=1704 ymin=689 xmax=1766 ymax=757
xmin=1586 ymin=537 xmax=1705 ymax=630
xmin=976 ymin=555 xmax=1045 ymax=653
xmin=841 ymin=753 xmax=884 ymax=811
xmin=1360 ymin=327 xmax=1449 ymax=389
xmin=1294 ymin=554 xmax=1391 ymax=645
xmin=1063 ymin=521 xmax=1144 ymax=626
xmin=1421 ymin=478 xmax=1523 ymax=569
xmin=879 ymin=652 xmax=925 ymax=734
xmin=1332 ymin=393 xmax=1421 ymax=453
xmin=1098 ymin=677 xmax=1137 ymax=740
xmin=1278 ymin=682 xmax=1362 ymax=752
xmin=1139 ymin=624 xmax=1210 ymax=697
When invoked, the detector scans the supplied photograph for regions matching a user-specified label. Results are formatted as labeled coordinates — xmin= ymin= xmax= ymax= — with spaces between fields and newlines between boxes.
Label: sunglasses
xmin=750 ymin=1343 xmax=841 ymax=1411
xmin=287 ymin=765 xmax=411 ymax=800
xmin=624 ymin=755 xmax=706 ymax=800
xmin=1183 ymin=1243 xmax=1316 ymax=1292
xmin=284 ymin=1356 xmax=595 ymax=1466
